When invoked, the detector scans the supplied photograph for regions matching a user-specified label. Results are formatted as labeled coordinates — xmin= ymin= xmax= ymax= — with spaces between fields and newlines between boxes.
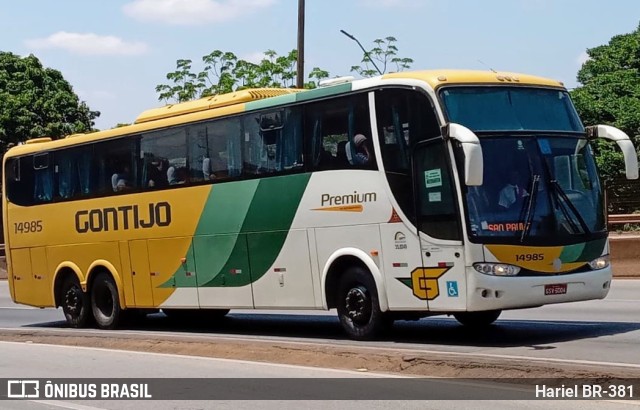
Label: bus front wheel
xmin=453 ymin=310 xmax=501 ymax=328
xmin=336 ymin=267 xmax=390 ymax=340
xmin=91 ymin=273 xmax=121 ymax=330
xmin=60 ymin=275 xmax=91 ymax=328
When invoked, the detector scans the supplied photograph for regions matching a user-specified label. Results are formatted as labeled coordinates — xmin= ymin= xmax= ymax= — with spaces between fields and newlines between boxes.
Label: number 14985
xmin=14 ymin=220 xmax=43 ymax=234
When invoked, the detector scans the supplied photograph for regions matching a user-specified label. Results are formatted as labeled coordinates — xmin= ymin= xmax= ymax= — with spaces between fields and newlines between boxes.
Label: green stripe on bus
xmin=576 ymin=238 xmax=606 ymax=262
xmin=196 ymin=180 xmax=259 ymax=235
xmin=295 ymin=83 xmax=352 ymax=102
xmin=200 ymin=173 xmax=311 ymax=287
xmin=246 ymin=93 xmax=299 ymax=111
xmin=164 ymin=173 xmax=311 ymax=288
xmin=558 ymin=242 xmax=585 ymax=263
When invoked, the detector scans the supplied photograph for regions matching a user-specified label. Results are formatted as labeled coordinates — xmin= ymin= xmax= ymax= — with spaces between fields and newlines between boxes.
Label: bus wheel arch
xmin=322 ymin=249 xmax=388 ymax=311
xmin=322 ymin=251 xmax=391 ymax=340
xmin=54 ymin=266 xmax=91 ymax=328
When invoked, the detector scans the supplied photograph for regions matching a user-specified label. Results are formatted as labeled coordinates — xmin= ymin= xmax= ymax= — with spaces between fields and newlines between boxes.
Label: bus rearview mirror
xmin=587 ymin=125 xmax=639 ymax=180
xmin=444 ymin=123 xmax=483 ymax=186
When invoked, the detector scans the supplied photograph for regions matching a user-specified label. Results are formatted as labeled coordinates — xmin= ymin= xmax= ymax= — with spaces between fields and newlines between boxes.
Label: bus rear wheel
xmin=91 ymin=273 xmax=121 ymax=329
xmin=60 ymin=275 xmax=91 ymax=328
xmin=453 ymin=310 xmax=501 ymax=328
xmin=336 ymin=267 xmax=390 ymax=340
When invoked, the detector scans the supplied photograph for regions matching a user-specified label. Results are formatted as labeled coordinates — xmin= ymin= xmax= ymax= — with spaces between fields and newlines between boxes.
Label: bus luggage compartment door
xmin=128 ymin=240 xmax=154 ymax=307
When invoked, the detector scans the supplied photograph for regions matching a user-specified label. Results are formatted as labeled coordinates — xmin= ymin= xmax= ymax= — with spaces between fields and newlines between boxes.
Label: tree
xmin=0 ymin=52 xmax=99 ymax=152
xmin=350 ymin=36 xmax=413 ymax=78
xmin=156 ymin=49 xmax=329 ymax=103
xmin=571 ymin=23 xmax=640 ymax=185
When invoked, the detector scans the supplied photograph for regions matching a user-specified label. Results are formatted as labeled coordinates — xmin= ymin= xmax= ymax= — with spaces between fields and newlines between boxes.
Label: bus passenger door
xmin=413 ymin=139 xmax=467 ymax=312
xmin=128 ymin=240 xmax=154 ymax=307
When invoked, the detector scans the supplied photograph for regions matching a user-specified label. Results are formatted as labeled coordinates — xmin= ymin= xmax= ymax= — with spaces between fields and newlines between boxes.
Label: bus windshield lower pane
xmin=463 ymin=136 xmax=605 ymax=244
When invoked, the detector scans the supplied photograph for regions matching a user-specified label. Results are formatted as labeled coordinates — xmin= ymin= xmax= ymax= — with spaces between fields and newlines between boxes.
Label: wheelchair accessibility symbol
xmin=446 ymin=281 xmax=459 ymax=297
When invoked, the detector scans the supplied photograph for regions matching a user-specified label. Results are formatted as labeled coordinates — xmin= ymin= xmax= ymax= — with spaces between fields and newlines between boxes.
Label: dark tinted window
xmin=54 ymin=146 xmax=93 ymax=199
xmin=440 ymin=87 xmax=583 ymax=132
xmin=306 ymin=93 xmax=374 ymax=171
xmin=5 ymin=102 xmax=307 ymax=205
xmin=141 ymin=128 xmax=187 ymax=188
xmin=375 ymin=88 xmax=441 ymax=224
xmin=188 ymin=117 xmax=242 ymax=183
xmin=243 ymin=107 xmax=303 ymax=176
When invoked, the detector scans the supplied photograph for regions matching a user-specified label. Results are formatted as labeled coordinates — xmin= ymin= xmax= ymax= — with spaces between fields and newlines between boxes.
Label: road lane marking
xmin=32 ymin=400 xmax=106 ymax=410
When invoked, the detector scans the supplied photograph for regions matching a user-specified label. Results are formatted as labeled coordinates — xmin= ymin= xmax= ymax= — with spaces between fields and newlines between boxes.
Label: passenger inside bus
xmin=147 ymin=159 xmax=167 ymax=188
xmin=498 ymin=170 xmax=529 ymax=210
xmin=345 ymin=134 xmax=373 ymax=166
xmin=111 ymin=163 xmax=131 ymax=192
xmin=203 ymin=152 xmax=228 ymax=180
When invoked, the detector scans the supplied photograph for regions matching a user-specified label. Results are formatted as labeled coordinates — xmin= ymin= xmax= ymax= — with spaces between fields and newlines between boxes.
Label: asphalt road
xmin=0 ymin=279 xmax=639 ymax=369
xmin=0 ymin=342 xmax=637 ymax=410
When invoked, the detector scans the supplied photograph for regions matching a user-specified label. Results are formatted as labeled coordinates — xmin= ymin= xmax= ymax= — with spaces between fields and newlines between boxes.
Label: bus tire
xmin=336 ymin=266 xmax=390 ymax=340
xmin=60 ymin=275 xmax=91 ymax=328
xmin=91 ymin=273 xmax=121 ymax=330
xmin=454 ymin=310 xmax=501 ymax=328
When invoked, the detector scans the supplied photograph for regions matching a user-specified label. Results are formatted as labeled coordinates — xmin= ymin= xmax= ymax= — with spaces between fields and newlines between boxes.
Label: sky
xmin=1 ymin=0 xmax=639 ymax=130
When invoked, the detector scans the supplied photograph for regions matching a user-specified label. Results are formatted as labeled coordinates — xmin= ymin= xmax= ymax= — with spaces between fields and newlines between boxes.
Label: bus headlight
xmin=473 ymin=263 xmax=520 ymax=276
xmin=588 ymin=256 xmax=610 ymax=270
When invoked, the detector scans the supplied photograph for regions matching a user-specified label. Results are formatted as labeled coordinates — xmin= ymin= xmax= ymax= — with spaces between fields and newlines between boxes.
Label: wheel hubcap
xmin=344 ymin=286 xmax=371 ymax=324
xmin=64 ymin=286 xmax=82 ymax=315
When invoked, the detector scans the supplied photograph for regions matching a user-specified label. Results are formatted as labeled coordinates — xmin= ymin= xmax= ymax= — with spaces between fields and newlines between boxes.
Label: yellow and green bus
xmin=3 ymin=70 xmax=637 ymax=340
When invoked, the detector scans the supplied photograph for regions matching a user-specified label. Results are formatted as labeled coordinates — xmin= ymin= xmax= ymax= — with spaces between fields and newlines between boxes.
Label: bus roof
xmin=382 ymin=69 xmax=565 ymax=89
xmin=5 ymin=69 xmax=565 ymax=157
xmin=135 ymin=88 xmax=301 ymax=124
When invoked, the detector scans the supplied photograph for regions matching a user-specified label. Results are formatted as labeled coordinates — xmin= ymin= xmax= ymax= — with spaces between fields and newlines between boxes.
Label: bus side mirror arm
xmin=587 ymin=125 xmax=639 ymax=180
xmin=442 ymin=123 xmax=483 ymax=186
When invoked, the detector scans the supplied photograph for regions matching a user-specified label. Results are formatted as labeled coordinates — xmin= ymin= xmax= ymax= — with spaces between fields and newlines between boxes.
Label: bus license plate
xmin=545 ymin=283 xmax=567 ymax=295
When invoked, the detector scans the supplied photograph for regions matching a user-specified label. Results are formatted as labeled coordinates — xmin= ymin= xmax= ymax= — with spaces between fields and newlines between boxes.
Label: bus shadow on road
xmin=24 ymin=311 xmax=638 ymax=348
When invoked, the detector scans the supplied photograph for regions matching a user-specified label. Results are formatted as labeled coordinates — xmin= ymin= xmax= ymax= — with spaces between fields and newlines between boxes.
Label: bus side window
xmin=33 ymin=153 xmax=53 ymax=203
xmin=243 ymin=106 xmax=303 ymax=176
xmin=375 ymin=88 xmax=442 ymax=225
xmin=141 ymin=128 xmax=186 ymax=188
xmin=54 ymin=146 xmax=93 ymax=199
xmin=188 ymin=117 xmax=242 ymax=182
xmin=306 ymin=93 xmax=373 ymax=171
xmin=5 ymin=157 xmax=33 ymax=206
xmin=94 ymin=138 xmax=137 ymax=194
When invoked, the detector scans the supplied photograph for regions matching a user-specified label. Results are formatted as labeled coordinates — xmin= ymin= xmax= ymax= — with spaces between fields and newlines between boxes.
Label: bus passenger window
xmin=141 ymin=128 xmax=187 ymax=188
xmin=306 ymin=93 xmax=373 ymax=171
xmin=243 ymin=106 xmax=303 ymax=176
xmin=94 ymin=139 xmax=137 ymax=195
xmin=33 ymin=153 xmax=53 ymax=203
xmin=188 ymin=117 xmax=241 ymax=182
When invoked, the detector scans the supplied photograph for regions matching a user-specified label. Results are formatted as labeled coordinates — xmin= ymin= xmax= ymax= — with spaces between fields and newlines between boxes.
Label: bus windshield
xmin=440 ymin=86 xmax=584 ymax=132
xmin=458 ymin=136 xmax=605 ymax=244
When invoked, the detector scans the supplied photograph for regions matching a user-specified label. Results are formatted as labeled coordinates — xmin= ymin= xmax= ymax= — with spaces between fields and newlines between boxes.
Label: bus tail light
xmin=473 ymin=263 xmax=520 ymax=276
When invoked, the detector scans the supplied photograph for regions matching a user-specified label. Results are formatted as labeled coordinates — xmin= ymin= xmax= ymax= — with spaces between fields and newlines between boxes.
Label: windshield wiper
xmin=549 ymin=179 xmax=591 ymax=235
xmin=520 ymin=174 xmax=540 ymax=242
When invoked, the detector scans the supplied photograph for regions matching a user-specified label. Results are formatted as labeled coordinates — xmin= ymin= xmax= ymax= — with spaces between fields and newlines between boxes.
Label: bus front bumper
xmin=465 ymin=266 xmax=612 ymax=312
